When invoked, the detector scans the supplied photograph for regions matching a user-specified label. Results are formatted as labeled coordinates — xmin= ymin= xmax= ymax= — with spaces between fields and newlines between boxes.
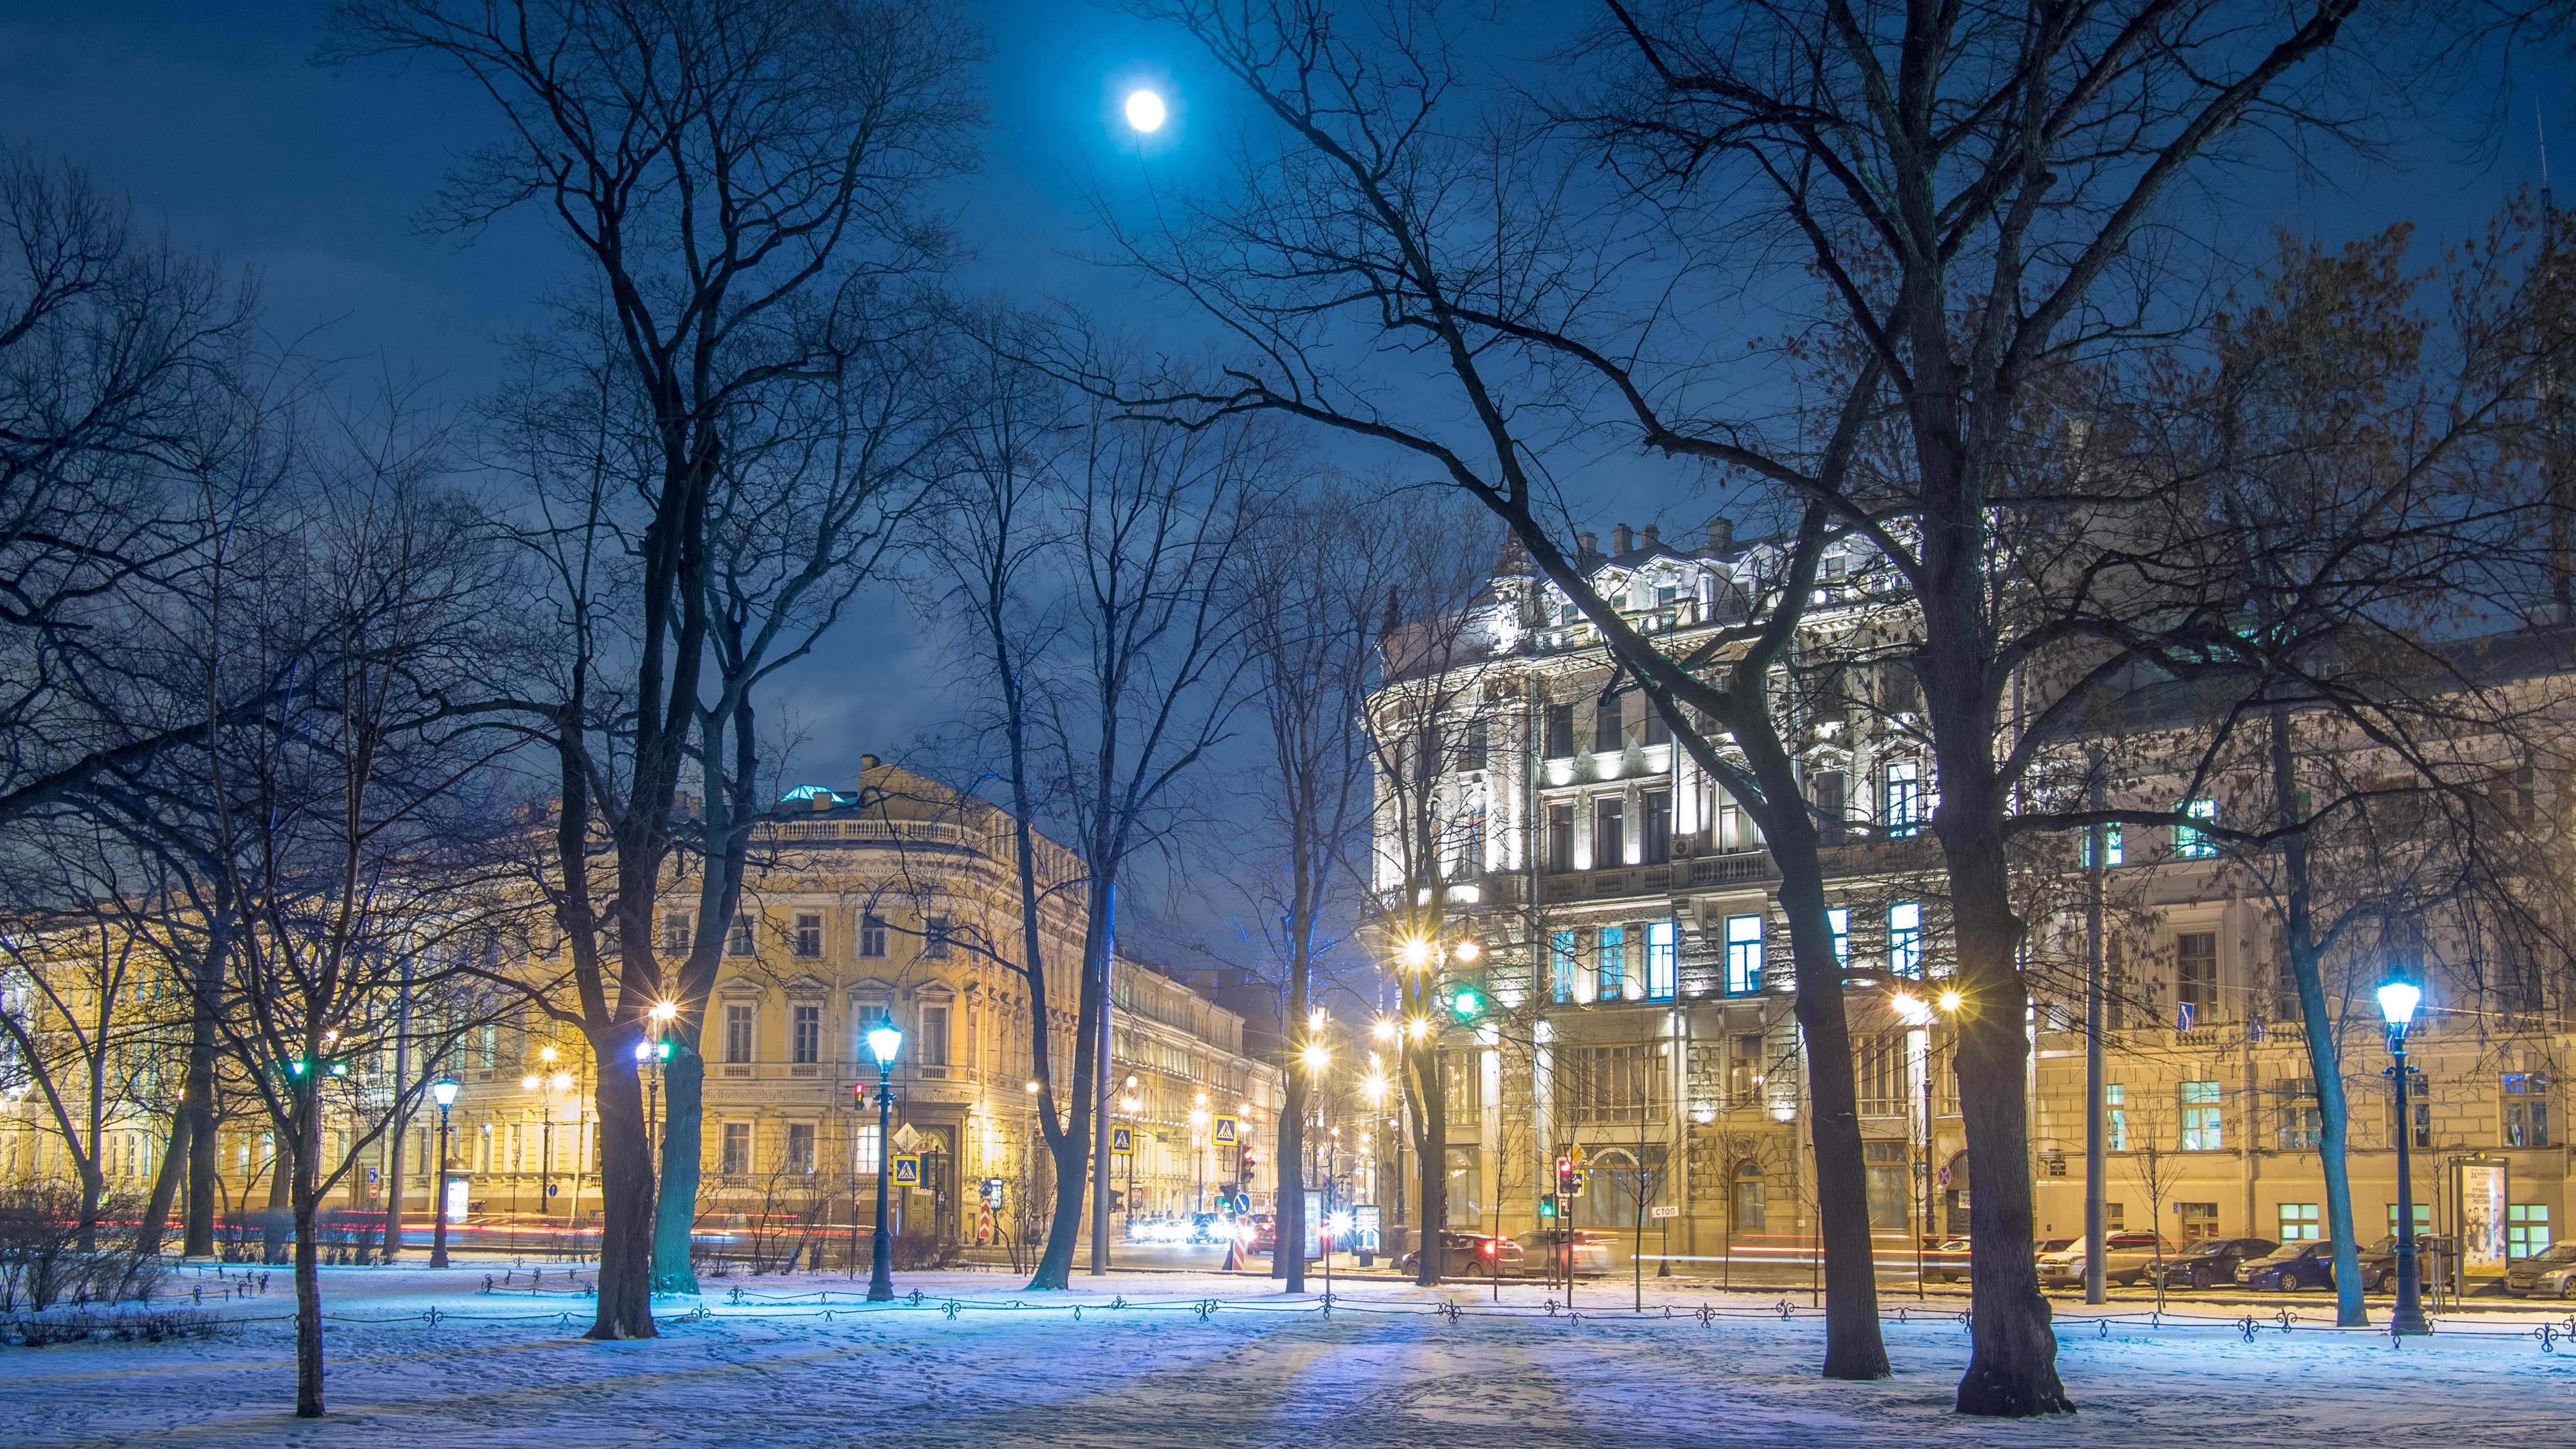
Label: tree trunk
xmin=1410 ymin=1043 xmax=1446 ymax=1285
xmin=134 ymin=1112 xmax=189 ymax=1259
xmin=1276 ymin=1065 xmax=1307 ymax=1290
xmin=291 ymin=1110 xmax=324 ymax=1418
xmin=2275 ymin=705 xmax=2366 ymax=1325
xmin=263 ymin=1153 xmax=292 ymax=1264
xmin=1776 ymin=848 xmax=1891 ymax=1378
xmin=1031 ymin=1126 xmax=1090 ymax=1290
xmin=587 ymin=1033 xmax=657 ymax=1338
xmin=182 ymin=970 xmax=219 ymax=1256
xmin=1943 ymin=825 xmax=2071 ymax=1416
xmin=652 ymin=1042 xmax=707 ymax=1292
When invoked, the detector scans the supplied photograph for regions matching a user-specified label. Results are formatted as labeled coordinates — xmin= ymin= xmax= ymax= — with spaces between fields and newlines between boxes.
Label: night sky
xmin=1 ymin=1 xmax=2564 ymax=804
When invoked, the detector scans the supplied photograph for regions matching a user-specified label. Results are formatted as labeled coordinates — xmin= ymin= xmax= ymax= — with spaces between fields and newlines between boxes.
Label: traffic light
xmin=1241 ymin=1145 xmax=1259 ymax=1168
xmin=1537 ymin=1198 xmax=1557 ymax=1220
xmin=1108 ymin=1190 xmax=1126 ymax=1212
xmin=1450 ymin=986 xmax=1484 ymax=1021
xmin=1555 ymin=1156 xmax=1577 ymax=1190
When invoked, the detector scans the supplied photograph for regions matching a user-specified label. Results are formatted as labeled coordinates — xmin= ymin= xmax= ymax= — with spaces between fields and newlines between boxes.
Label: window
xmin=2177 ymin=1202 xmax=2220 ymax=1242
xmin=2180 ymin=1081 xmax=2223 ymax=1151
xmin=2106 ymin=1083 xmax=2128 ymax=1152
xmin=1728 ymin=1034 xmax=1762 ymax=1107
xmin=1546 ymin=804 xmax=1575 ymax=873
xmin=1646 ymin=920 xmax=1676 ymax=1000
xmin=860 ymin=914 xmax=888 ymax=957
xmin=1884 ymin=760 xmax=1921 ymax=838
xmin=1827 ymin=907 xmax=1849 ymax=966
xmin=791 ymin=1005 xmax=821 ymax=1064
xmin=2409 ymin=1072 xmax=2432 ymax=1148
xmin=2175 ymin=932 xmax=2217 ymax=1017
xmin=1732 ymin=1164 xmax=1766 ymax=1232
xmin=921 ymin=1004 xmax=951 ymax=1068
xmin=1855 ymin=1034 xmax=1905 ymax=1116
xmin=1549 ymin=931 xmax=1577 ymax=1004
xmin=1642 ymin=705 xmax=1670 ymax=748
xmin=1554 ymin=1044 xmax=1666 ymax=1124
xmin=1544 ymin=704 xmax=1576 ymax=758
xmin=1458 ymin=807 xmax=1488 ymax=876
xmin=2504 ymin=1073 xmax=2552 ymax=1147
xmin=1595 ymin=694 xmax=1624 ymax=753
xmin=2278 ymin=1202 xmax=2321 ymax=1242
xmin=1642 ymin=790 xmax=1672 ymax=865
xmin=1594 ymin=797 xmax=1625 ymax=866
xmin=1445 ymin=1146 xmax=1483 ymax=1226
xmin=1598 ymin=925 xmax=1627 ymax=997
xmin=1813 ymin=771 xmax=1845 ymax=846
xmin=854 ymin=1123 xmax=881 ymax=1176
xmin=1725 ymin=914 xmax=1764 ymax=995
xmin=793 ymin=912 xmax=823 ymax=958
xmin=1887 ymin=902 xmax=1922 ymax=979
xmin=785 ymin=1123 xmax=816 ymax=1176
xmin=2387 ymin=1202 xmax=2433 ymax=1235
xmin=661 ymin=911 xmax=691 ymax=952
xmin=1462 ymin=720 xmax=1490 ymax=771
xmin=2083 ymin=828 xmax=2124 ymax=868
xmin=2508 ymin=1204 xmax=2551 ymax=1259
xmin=723 ymin=1003 xmax=755 ymax=1064
xmin=2175 ymin=798 xmax=2217 ymax=858
xmin=922 ymin=915 xmax=951 ymax=960
xmin=2278 ymin=1076 xmax=2322 ymax=1149
xmin=727 ymin=913 xmax=755 ymax=956
xmin=720 ymin=1122 xmax=751 ymax=1176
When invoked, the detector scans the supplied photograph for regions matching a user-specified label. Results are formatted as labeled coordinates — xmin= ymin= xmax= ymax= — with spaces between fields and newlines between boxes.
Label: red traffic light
xmin=1555 ymin=1156 xmax=1574 ymax=1178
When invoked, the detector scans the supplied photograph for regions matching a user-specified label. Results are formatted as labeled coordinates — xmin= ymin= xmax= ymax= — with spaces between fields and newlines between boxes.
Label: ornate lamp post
xmin=2378 ymin=962 xmax=2433 ymax=1335
xmin=429 ymin=1079 xmax=459 ymax=1268
xmin=864 ymin=1024 xmax=902 ymax=1302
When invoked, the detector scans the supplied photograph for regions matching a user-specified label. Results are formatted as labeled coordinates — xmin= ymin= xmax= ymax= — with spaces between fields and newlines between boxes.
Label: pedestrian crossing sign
xmin=1111 ymin=1125 xmax=1134 ymax=1156
xmin=1211 ymin=1115 xmax=1239 ymax=1148
xmin=891 ymin=1155 xmax=920 ymax=1187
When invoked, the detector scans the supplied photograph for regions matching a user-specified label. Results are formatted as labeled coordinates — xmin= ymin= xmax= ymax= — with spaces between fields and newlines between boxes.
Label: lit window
xmin=2508 ymin=1204 xmax=2552 ymax=1259
xmin=2504 ymin=1073 xmax=2552 ymax=1147
xmin=2180 ymin=1080 xmax=2222 ymax=1150
xmin=1725 ymin=915 xmax=1763 ymax=995
xmin=2279 ymin=1202 xmax=2321 ymax=1242
xmin=2175 ymin=799 xmax=2217 ymax=859
xmin=854 ymin=1124 xmax=881 ymax=1176
xmin=1550 ymin=931 xmax=1577 ymax=1004
xmin=2105 ymin=1083 xmax=2127 ymax=1151
xmin=1646 ymin=921 xmax=1676 ymax=1001
xmin=2083 ymin=829 xmax=2123 ymax=867
xmin=1827 ymin=908 xmax=1848 ymax=966
xmin=1887 ymin=902 xmax=1921 ymax=979
xmin=1598 ymin=925 xmax=1627 ymax=997
xmin=1884 ymin=761 xmax=1921 ymax=838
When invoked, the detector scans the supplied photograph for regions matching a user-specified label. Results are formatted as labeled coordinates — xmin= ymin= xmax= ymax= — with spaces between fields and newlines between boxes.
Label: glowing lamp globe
xmin=431 ymin=1080 xmax=459 ymax=1109
xmin=866 ymin=1025 xmax=903 ymax=1068
xmin=2377 ymin=979 xmax=2421 ymax=1028
xmin=1125 ymin=89 xmax=1166 ymax=132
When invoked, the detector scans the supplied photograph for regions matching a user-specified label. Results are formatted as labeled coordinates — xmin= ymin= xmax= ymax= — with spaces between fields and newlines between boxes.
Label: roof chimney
xmin=1575 ymin=530 xmax=1598 ymax=563
xmin=1640 ymin=524 xmax=1661 ymax=549
xmin=1612 ymin=522 xmax=1634 ymax=554
xmin=1704 ymin=517 xmax=1735 ymax=554
xmin=860 ymin=753 xmax=881 ymax=772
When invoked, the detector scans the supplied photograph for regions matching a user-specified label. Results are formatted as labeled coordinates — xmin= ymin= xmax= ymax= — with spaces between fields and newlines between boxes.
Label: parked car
xmin=2504 ymin=1241 xmax=2576 ymax=1298
xmin=2161 ymin=1236 xmax=2279 ymax=1289
xmin=2031 ymin=1236 xmax=2080 ymax=1261
xmin=1523 ymin=1228 xmax=1613 ymax=1278
xmin=2242 ymin=1240 xmax=2345 ymax=1292
xmin=2036 ymin=1231 xmax=2172 ymax=1288
xmin=2357 ymin=1234 xmax=2455 ymax=1293
xmin=1396 ymin=1231 xmax=1524 ymax=1277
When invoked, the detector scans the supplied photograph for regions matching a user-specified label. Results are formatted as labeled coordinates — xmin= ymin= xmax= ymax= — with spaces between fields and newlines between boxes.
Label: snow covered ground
xmin=5 ymin=1259 xmax=2574 ymax=1447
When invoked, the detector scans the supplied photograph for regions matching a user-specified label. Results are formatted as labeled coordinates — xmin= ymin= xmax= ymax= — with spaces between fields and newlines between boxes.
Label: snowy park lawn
xmin=5 ymin=1261 xmax=2575 ymax=1447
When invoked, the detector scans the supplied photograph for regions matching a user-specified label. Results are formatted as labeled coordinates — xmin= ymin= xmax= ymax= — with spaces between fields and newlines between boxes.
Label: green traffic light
xmin=1451 ymin=989 xmax=1481 ymax=1018
xmin=1537 ymin=1198 xmax=1557 ymax=1219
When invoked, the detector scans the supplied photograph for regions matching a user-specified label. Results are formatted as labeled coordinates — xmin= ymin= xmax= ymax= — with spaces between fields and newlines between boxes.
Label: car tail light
xmin=1483 ymin=1241 xmax=1496 ymax=1256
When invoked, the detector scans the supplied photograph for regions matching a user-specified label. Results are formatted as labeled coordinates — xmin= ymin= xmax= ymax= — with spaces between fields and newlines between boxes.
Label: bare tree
xmin=325 ymin=0 xmax=986 ymax=1332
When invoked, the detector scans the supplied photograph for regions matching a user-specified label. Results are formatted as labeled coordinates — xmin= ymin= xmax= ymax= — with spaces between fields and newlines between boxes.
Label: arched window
xmin=1732 ymin=1161 xmax=1766 ymax=1233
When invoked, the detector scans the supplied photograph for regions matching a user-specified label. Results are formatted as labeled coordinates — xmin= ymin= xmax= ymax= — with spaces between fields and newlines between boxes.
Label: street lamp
xmin=864 ymin=1024 xmax=902 ymax=1302
xmin=430 ymin=1079 xmax=459 ymax=1268
xmin=2379 ymin=961 xmax=2432 ymax=1335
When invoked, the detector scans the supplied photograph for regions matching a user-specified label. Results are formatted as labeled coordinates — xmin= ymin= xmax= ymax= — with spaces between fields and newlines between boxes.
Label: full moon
xmin=1125 ymin=89 xmax=1166 ymax=132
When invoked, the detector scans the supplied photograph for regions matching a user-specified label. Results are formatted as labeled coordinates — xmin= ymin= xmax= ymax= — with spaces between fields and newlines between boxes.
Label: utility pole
xmin=2085 ymin=761 xmax=2109 ymax=1306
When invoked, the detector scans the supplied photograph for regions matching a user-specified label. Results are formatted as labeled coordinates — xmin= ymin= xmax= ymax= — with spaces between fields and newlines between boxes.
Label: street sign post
xmin=1110 ymin=1124 xmax=1134 ymax=1156
xmin=1211 ymin=1115 xmax=1239 ymax=1149
xmin=891 ymin=1155 xmax=921 ymax=1188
